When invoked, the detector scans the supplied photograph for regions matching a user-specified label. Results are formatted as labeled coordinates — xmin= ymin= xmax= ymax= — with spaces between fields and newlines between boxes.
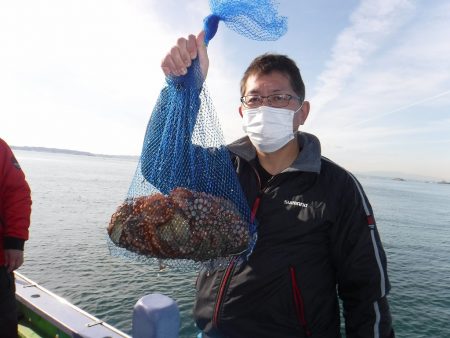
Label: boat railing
xmin=15 ymin=271 xmax=181 ymax=338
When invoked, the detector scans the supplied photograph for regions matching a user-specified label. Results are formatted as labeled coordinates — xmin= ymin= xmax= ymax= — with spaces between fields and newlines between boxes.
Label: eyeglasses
xmin=240 ymin=94 xmax=302 ymax=108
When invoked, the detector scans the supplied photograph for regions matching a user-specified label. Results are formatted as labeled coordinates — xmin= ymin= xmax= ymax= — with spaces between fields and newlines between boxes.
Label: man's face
xmin=240 ymin=71 xmax=309 ymax=129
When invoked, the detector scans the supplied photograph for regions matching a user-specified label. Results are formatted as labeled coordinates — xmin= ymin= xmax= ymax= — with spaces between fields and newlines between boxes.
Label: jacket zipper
xmin=212 ymin=194 xmax=262 ymax=328
xmin=212 ymin=163 xmax=268 ymax=329
xmin=212 ymin=255 xmax=237 ymax=328
xmin=290 ymin=266 xmax=312 ymax=336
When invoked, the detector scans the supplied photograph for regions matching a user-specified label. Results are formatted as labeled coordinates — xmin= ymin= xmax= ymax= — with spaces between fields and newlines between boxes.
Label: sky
xmin=1 ymin=0 xmax=449 ymax=181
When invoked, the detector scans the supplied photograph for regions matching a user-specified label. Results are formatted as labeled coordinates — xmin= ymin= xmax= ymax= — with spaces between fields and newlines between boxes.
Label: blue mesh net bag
xmin=107 ymin=0 xmax=287 ymax=268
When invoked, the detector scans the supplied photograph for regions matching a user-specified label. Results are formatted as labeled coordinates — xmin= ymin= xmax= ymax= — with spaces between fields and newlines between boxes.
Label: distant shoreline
xmin=11 ymin=145 xmax=139 ymax=160
xmin=12 ymin=146 xmax=449 ymax=184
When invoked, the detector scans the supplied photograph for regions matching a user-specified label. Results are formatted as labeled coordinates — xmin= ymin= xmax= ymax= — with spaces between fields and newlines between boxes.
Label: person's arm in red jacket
xmin=0 ymin=139 xmax=32 ymax=272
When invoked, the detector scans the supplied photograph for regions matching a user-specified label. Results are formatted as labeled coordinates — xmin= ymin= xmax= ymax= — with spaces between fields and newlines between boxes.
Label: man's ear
xmin=294 ymin=101 xmax=310 ymax=129
xmin=238 ymin=106 xmax=243 ymax=118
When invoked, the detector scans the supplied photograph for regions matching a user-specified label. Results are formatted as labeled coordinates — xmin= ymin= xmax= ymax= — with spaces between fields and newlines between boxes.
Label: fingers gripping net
xmin=108 ymin=0 xmax=287 ymax=270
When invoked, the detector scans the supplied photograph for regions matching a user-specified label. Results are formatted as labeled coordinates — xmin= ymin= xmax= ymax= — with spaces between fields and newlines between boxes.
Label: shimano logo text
xmin=284 ymin=200 xmax=308 ymax=208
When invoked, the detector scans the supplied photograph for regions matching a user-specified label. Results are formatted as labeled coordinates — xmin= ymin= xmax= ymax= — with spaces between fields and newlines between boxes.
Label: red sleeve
xmin=0 ymin=139 xmax=32 ymax=247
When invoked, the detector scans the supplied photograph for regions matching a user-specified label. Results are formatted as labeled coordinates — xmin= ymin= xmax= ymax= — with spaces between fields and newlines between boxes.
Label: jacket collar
xmin=227 ymin=132 xmax=322 ymax=173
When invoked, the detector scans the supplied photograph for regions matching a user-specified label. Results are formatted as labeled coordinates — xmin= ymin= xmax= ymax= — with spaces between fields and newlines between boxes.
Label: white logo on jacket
xmin=284 ymin=200 xmax=308 ymax=208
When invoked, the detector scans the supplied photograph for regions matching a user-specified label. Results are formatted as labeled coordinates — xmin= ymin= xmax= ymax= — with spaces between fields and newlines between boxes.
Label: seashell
xmin=108 ymin=202 xmax=133 ymax=245
xmin=156 ymin=212 xmax=192 ymax=257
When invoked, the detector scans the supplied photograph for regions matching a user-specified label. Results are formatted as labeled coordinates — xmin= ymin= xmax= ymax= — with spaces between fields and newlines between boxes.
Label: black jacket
xmin=194 ymin=132 xmax=394 ymax=338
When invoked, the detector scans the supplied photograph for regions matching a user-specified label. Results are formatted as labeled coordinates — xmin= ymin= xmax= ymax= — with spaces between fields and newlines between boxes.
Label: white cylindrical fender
xmin=132 ymin=293 xmax=180 ymax=338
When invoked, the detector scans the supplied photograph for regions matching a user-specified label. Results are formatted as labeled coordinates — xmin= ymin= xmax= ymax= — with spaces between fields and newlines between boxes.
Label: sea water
xmin=14 ymin=150 xmax=450 ymax=338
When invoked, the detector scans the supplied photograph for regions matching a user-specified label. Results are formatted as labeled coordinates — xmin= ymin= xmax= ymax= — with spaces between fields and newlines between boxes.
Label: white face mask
xmin=242 ymin=105 xmax=301 ymax=153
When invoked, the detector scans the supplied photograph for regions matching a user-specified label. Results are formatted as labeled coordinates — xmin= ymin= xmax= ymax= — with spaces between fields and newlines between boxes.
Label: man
xmin=161 ymin=32 xmax=394 ymax=337
xmin=0 ymin=139 xmax=32 ymax=338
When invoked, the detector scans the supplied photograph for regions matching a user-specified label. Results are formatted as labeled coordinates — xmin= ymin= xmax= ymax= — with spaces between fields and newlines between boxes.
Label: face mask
xmin=242 ymin=105 xmax=301 ymax=153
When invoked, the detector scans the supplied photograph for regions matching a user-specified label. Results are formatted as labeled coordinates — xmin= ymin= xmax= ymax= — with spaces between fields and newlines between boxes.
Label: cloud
xmin=343 ymin=89 xmax=450 ymax=129
xmin=309 ymin=0 xmax=450 ymax=126
xmin=0 ymin=1 xmax=148 ymax=147
xmin=0 ymin=0 xmax=246 ymax=153
xmin=309 ymin=0 xmax=416 ymax=116
xmin=305 ymin=0 xmax=450 ymax=180
xmin=0 ymin=0 xmax=212 ymax=154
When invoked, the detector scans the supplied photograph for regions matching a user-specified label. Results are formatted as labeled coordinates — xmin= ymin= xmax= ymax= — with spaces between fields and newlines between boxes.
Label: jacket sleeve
xmin=0 ymin=139 xmax=32 ymax=250
xmin=140 ymin=77 xmax=229 ymax=196
xmin=330 ymin=173 xmax=394 ymax=338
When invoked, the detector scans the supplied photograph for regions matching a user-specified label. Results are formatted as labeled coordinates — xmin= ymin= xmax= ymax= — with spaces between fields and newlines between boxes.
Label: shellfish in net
xmin=107 ymin=187 xmax=250 ymax=262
